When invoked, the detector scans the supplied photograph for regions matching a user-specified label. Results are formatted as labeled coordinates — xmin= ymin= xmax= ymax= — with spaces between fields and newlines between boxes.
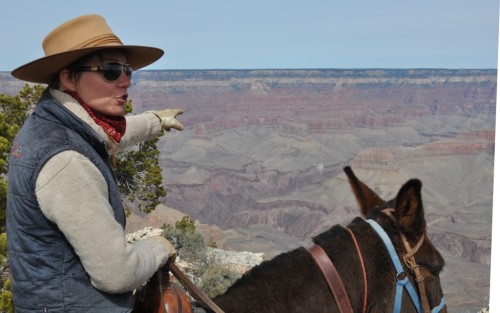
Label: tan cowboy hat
xmin=11 ymin=14 xmax=164 ymax=84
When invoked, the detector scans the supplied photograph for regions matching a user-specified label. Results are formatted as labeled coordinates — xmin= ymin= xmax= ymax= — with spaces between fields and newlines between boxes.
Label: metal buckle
xmin=397 ymin=271 xmax=407 ymax=281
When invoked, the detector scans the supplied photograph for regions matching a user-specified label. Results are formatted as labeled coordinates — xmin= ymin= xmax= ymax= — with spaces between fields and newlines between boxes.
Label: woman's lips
xmin=116 ymin=95 xmax=128 ymax=105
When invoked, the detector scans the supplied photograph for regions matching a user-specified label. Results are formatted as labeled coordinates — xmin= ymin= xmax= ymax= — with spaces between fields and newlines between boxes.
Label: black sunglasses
xmin=74 ymin=62 xmax=133 ymax=82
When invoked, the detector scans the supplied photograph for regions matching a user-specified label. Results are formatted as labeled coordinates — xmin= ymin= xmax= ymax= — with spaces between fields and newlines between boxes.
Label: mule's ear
xmin=394 ymin=179 xmax=426 ymax=240
xmin=343 ymin=166 xmax=385 ymax=217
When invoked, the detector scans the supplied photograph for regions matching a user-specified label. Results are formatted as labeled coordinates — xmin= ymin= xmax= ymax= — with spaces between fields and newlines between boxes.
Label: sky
xmin=0 ymin=0 xmax=498 ymax=71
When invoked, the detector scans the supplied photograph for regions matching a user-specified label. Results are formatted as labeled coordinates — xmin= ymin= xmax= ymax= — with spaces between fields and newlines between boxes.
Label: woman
xmin=7 ymin=14 xmax=183 ymax=312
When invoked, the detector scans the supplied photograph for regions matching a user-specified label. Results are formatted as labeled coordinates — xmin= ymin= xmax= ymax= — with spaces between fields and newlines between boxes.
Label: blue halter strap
xmin=365 ymin=219 xmax=446 ymax=313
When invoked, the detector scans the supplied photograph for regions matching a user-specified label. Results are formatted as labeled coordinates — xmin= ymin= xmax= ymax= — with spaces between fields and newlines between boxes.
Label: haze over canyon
xmin=0 ymin=68 xmax=496 ymax=312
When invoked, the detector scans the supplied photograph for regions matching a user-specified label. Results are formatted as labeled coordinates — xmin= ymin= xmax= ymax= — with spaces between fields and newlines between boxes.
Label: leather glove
xmin=150 ymin=235 xmax=177 ymax=263
xmin=149 ymin=109 xmax=184 ymax=131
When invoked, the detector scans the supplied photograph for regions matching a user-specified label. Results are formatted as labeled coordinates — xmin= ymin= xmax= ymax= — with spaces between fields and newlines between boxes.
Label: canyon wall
xmin=131 ymin=69 xmax=496 ymax=312
xmin=1 ymin=68 xmax=496 ymax=311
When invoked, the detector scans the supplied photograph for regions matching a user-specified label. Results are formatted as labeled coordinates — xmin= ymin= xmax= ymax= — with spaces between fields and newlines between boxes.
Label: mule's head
xmin=343 ymin=166 xmax=447 ymax=312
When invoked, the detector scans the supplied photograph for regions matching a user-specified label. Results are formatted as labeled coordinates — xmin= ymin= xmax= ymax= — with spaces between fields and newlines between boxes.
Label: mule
xmin=135 ymin=166 xmax=447 ymax=313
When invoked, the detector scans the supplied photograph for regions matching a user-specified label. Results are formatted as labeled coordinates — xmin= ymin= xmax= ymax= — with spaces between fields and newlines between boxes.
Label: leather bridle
xmin=366 ymin=209 xmax=446 ymax=313
xmin=309 ymin=210 xmax=445 ymax=313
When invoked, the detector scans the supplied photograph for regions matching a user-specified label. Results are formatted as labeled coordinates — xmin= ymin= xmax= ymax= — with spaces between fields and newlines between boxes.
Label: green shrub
xmin=162 ymin=216 xmax=240 ymax=298
xmin=162 ymin=217 xmax=206 ymax=261
xmin=0 ymin=233 xmax=13 ymax=313
xmin=174 ymin=216 xmax=196 ymax=234
xmin=0 ymin=233 xmax=7 ymax=264
xmin=0 ymin=278 xmax=13 ymax=313
xmin=199 ymin=262 xmax=239 ymax=298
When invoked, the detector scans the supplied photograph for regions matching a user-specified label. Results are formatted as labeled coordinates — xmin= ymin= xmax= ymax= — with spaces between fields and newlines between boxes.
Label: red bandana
xmin=64 ymin=90 xmax=126 ymax=143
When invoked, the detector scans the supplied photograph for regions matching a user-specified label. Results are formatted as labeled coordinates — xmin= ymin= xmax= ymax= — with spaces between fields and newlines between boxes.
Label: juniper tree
xmin=0 ymin=84 xmax=43 ymax=231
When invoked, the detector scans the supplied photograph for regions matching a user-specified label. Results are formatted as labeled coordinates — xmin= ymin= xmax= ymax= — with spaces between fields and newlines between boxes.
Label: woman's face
xmin=60 ymin=51 xmax=131 ymax=117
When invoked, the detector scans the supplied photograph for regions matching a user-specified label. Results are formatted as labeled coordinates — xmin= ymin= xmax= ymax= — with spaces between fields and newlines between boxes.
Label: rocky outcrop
xmin=126 ymin=227 xmax=263 ymax=276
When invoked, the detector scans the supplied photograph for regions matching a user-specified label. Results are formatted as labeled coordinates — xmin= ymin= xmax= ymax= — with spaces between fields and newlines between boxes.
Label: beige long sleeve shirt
xmin=34 ymin=89 xmax=169 ymax=293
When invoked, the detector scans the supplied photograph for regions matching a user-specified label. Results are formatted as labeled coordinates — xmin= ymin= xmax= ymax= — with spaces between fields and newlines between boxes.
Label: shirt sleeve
xmin=119 ymin=112 xmax=162 ymax=149
xmin=35 ymin=150 xmax=170 ymax=293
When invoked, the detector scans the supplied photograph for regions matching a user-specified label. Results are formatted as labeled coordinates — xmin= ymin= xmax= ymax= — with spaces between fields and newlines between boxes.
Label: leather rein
xmin=169 ymin=263 xmax=225 ymax=313
xmin=308 ymin=209 xmax=445 ymax=313
xmin=307 ymin=227 xmax=365 ymax=313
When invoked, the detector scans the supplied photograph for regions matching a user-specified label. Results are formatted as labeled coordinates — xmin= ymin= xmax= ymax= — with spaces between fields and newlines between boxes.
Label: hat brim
xmin=11 ymin=45 xmax=164 ymax=84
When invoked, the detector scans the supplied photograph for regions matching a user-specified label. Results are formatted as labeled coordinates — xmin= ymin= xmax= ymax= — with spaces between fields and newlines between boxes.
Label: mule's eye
xmin=431 ymin=268 xmax=442 ymax=277
xmin=423 ymin=267 xmax=441 ymax=279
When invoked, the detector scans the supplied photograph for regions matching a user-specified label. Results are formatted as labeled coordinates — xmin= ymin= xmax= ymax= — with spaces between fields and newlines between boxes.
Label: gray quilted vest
xmin=6 ymin=90 xmax=133 ymax=312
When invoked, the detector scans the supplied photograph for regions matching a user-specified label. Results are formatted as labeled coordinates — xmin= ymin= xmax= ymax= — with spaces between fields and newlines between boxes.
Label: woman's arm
xmin=120 ymin=112 xmax=162 ymax=148
xmin=35 ymin=150 xmax=170 ymax=293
